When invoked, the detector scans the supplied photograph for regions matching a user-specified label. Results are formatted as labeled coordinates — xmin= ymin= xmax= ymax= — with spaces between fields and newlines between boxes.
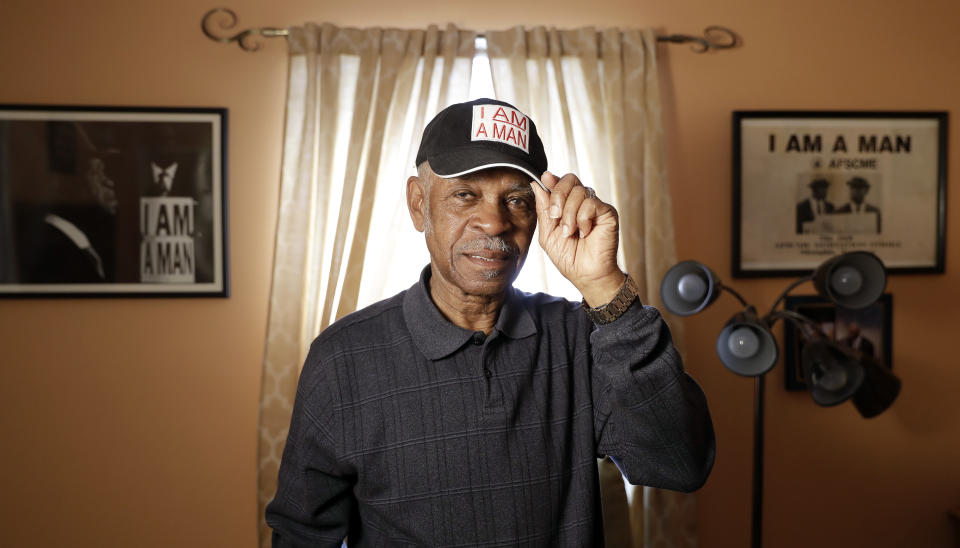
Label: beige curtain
xmin=486 ymin=26 xmax=697 ymax=548
xmin=256 ymin=23 xmax=475 ymax=548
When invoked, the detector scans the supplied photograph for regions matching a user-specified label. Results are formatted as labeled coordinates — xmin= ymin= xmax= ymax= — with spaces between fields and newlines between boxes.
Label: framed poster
xmin=733 ymin=111 xmax=947 ymax=277
xmin=0 ymin=105 xmax=228 ymax=297
xmin=782 ymin=294 xmax=893 ymax=391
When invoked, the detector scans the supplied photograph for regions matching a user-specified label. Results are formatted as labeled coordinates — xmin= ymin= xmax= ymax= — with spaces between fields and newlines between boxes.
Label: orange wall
xmin=1 ymin=0 xmax=958 ymax=547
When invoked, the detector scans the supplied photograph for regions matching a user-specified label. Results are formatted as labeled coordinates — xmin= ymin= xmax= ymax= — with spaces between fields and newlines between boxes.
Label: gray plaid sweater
xmin=266 ymin=268 xmax=715 ymax=547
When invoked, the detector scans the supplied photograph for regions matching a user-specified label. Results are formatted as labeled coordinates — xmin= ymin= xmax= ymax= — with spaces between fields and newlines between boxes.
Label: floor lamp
xmin=659 ymin=251 xmax=901 ymax=548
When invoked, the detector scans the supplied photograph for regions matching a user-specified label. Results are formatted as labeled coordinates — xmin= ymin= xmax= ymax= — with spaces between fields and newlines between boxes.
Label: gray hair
xmin=416 ymin=162 xmax=437 ymax=232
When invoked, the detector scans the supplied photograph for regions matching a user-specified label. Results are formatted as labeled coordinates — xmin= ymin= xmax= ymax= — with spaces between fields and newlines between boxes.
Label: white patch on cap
xmin=471 ymin=104 xmax=530 ymax=153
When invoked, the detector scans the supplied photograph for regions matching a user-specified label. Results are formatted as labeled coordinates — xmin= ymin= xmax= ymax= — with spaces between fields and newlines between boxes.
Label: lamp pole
xmin=752 ymin=374 xmax=765 ymax=548
xmin=660 ymin=252 xmax=890 ymax=548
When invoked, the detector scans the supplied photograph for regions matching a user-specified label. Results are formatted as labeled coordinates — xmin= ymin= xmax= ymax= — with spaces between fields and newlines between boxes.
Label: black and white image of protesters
xmin=795 ymin=176 xmax=836 ymax=234
xmin=835 ymin=176 xmax=882 ymax=234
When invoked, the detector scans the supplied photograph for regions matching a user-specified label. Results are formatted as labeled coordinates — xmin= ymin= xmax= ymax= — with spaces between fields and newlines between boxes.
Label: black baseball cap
xmin=415 ymin=98 xmax=548 ymax=189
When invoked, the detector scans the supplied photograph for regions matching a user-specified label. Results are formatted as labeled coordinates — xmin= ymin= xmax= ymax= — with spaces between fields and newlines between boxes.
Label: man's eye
xmin=454 ymin=191 xmax=475 ymax=199
xmin=508 ymin=197 xmax=531 ymax=208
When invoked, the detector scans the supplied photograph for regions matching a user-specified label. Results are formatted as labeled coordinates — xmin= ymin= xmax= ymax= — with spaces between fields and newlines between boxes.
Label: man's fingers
xmin=540 ymin=171 xmax=560 ymax=192
xmin=548 ymin=173 xmax=584 ymax=220
xmin=532 ymin=181 xmax=555 ymax=235
xmin=535 ymin=172 xmax=611 ymax=240
xmin=547 ymin=174 xmax=572 ymax=220
xmin=560 ymin=185 xmax=589 ymax=237
xmin=536 ymin=172 xmax=608 ymax=239
xmin=576 ymin=198 xmax=599 ymax=238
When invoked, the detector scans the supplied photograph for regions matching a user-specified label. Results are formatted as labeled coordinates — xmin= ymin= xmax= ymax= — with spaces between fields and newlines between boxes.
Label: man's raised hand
xmin=531 ymin=171 xmax=625 ymax=307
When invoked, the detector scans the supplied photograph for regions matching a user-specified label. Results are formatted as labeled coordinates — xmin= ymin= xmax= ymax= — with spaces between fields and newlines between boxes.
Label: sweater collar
xmin=403 ymin=266 xmax=537 ymax=360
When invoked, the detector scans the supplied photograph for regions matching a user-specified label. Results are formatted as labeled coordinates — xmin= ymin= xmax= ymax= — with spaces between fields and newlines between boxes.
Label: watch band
xmin=582 ymin=273 xmax=640 ymax=325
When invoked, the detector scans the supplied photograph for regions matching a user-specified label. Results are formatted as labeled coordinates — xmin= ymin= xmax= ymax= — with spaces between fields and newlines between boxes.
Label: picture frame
xmin=732 ymin=111 xmax=947 ymax=278
xmin=782 ymin=294 xmax=893 ymax=391
xmin=0 ymin=105 xmax=228 ymax=297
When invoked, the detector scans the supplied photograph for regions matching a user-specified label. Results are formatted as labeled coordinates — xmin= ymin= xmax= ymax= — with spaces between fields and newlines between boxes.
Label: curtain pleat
xmin=337 ymin=29 xmax=415 ymax=318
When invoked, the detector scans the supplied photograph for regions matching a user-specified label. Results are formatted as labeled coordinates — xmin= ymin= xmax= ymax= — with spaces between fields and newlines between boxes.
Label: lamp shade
xmin=801 ymin=339 xmax=865 ymax=406
xmin=851 ymin=353 xmax=902 ymax=418
xmin=813 ymin=251 xmax=886 ymax=310
xmin=661 ymin=260 xmax=721 ymax=316
xmin=715 ymin=307 xmax=778 ymax=376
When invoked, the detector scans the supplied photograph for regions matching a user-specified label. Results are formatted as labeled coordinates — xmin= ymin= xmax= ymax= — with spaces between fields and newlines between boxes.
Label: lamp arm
xmin=766 ymin=274 xmax=814 ymax=317
xmin=765 ymin=309 xmax=827 ymax=339
xmin=717 ymin=282 xmax=750 ymax=308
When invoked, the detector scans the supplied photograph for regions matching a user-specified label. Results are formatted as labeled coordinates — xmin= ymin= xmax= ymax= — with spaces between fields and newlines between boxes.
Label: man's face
xmin=409 ymin=167 xmax=537 ymax=297
xmin=85 ymin=156 xmax=118 ymax=215
xmin=850 ymin=186 xmax=867 ymax=204
xmin=811 ymin=184 xmax=828 ymax=200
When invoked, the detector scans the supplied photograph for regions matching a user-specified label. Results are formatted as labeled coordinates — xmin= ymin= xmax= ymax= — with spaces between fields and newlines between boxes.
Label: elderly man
xmin=265 ymin=98 xmax=715 ymax=547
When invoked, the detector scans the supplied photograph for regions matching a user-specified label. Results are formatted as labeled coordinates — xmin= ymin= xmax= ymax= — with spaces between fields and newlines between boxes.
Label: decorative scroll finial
xmin=201 ymin=7 xmax=287 ymax=52
xmin=657 ymin=25 xmax=739 ymax=53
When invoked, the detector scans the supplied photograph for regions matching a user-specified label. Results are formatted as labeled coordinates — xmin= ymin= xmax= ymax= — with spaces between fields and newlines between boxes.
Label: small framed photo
xmin=782 ymin=294 xmax=893 ymax=390
xmin=0 ymin=105 xmax=228 ymax=297
xmin=733 ymin=111 xmax=947 ymax=277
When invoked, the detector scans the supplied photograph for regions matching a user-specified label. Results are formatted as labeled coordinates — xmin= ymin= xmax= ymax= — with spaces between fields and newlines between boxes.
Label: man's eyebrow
xmin=506 ymin=182 xmax=535 ymax=194
xmin=450 ymin=173 xmax=536 ymax=193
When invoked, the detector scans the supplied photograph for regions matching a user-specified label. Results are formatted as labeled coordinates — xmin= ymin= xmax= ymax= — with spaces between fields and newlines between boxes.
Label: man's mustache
xmin=457 ymin=236 xmax=520 ymax=257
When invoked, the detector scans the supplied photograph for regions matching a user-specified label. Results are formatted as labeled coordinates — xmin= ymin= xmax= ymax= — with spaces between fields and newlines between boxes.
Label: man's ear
xmin=406 ymin=176 xmax=426 ymax=232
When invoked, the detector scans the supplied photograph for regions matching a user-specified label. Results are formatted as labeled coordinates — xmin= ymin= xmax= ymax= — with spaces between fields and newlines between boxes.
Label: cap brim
xmin=427 ymin=149 xmax=547 ymax=192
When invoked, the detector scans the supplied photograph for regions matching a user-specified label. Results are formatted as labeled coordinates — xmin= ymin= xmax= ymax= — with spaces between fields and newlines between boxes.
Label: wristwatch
xmin=582 ymin=273 xmax=640 ymax=325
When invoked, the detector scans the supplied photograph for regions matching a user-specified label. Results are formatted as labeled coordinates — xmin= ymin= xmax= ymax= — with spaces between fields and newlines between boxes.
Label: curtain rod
xmin=201 ymin=8 xmax=739 ymax=54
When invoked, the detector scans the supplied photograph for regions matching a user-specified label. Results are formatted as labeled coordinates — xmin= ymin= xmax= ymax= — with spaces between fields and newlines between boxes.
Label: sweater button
xmin=471 ymin=332 xmax=485 ymax=345
xmin=484 ymin=368 xmax=493 ymax=378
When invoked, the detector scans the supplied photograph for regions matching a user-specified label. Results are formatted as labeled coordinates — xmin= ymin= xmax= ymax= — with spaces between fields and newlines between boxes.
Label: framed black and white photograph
xmin=782 ymin=294 xmax=893 ymax=391
xmin=733 ymin=111 xmax=947 ymax=277
xmin=0 ymin=105 xmax=228 ymax=297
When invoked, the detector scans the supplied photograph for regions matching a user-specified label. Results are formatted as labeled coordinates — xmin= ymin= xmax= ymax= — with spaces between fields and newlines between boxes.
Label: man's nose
xmin=471 ymin=199 xmax=512 ymax=235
